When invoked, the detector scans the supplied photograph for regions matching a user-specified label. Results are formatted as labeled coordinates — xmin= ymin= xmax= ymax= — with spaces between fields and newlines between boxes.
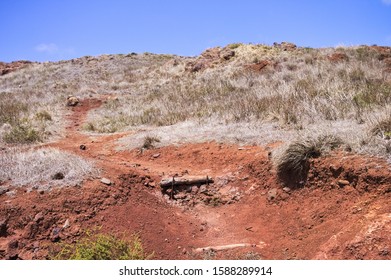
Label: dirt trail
xmin=1 ymin=97 xmax=391 ymax=260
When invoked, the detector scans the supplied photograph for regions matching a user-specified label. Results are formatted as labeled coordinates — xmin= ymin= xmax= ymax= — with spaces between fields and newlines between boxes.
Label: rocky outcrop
xmin=0 ymin=60 xmax=33 ymax=76
xmin=185 ymin=47 xmax=235 ymax=72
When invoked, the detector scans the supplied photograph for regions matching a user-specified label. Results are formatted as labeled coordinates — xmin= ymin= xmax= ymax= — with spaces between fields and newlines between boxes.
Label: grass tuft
xmin=52 ymin=231 xmax=148 ymax=260
xmin=142 ymin=135 xmax=161 ymax=149
xmin=274 ymin=134 xmax=343 ymax=187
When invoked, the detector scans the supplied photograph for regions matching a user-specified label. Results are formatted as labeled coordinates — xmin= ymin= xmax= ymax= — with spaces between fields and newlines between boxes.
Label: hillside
xmin=0 ymin=43 xmax=391 ymax=260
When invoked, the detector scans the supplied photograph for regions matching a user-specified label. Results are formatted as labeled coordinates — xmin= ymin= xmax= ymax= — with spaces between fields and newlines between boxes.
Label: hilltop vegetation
xmin=1 ymin=43 xmax=390 ymax=161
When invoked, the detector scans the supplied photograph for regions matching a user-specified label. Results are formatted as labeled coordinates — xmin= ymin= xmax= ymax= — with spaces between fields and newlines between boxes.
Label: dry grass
xmin=0 ymin=148 xmax=99 ymax=189
xmin=1 ymin=44 xmax=390 ymax=162
xmin=273 ymin=134 xmax=343 ymax=186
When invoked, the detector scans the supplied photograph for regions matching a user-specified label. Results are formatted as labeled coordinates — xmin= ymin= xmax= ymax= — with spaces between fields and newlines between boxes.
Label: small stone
xmin=6 ymin=190 xmax=16 ymax=197
xmin=191 ymin=186 xmax=198 ymax=194
xmin=51 ymin=172 xmax=65 ymax=180
xmin=100 ymin=178 xmax=112 ymax=185
xmin=152 ymin=153 xmax=160 ymax=158
xmin=0 ymin=219 xmax=8 ymax=237
xmin=267 ymin=188 xmax=278 ymax=201
xmin=337 ymin=179 xmax=350 ymax=186
xmin=79 ymin=144 xmax=87 ymax=150
xmin=66 ymin=96 xmax=79 ymax=106
xmin=0 ymin=186 xmax=10 ymax=196
xmin=33 ymin=212 xmax=44 ymax=223
xmin=199 ymin=185 xmax=208 ymax=194
xmin=62 ymin=219 xmax=70 ymax=229
xmin=283 ymin=187 xmax=291 ymax=193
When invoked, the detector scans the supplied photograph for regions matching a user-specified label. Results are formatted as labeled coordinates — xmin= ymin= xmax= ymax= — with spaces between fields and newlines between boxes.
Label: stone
xmin=33 ymin=212 xmax=44 ymax=223
xmin=6 ymin=190 xmax=16 ymax=197
xmin=283 ymin=187 xmax=291 ymax=193
xmin=66 ymin=96 xmax=79 ymax=106
xmin=337 ymin=179 xmax=350 ymax=186
xmin=0 ymin=186 xmax=10 ymax=196
xmin=51 ymin=172 xmax=65 ymax=180
xmin=100 ymin=178 xmax=112 ymax=185
xmin=220 ymin=49 xmax=235 ymax=60
xmin=267 ymin=188 xmax=278 ymax=201
xmin=274 ymin=41 xmax=297 ymax=51
xmin=62 ymin=219 xmax=70 ymax=229
xmin=79 ymin=144 xmax=87 ymax=150
xmin=0 ymin=219 xmax=8 ymax=237
xmin=328 ymin=53 xmax=349 ymax=63
xmin=152 ymin=153 xmax=160 ymax=158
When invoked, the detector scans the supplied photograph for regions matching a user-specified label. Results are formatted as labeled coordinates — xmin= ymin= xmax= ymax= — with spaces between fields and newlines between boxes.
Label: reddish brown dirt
xmin=1 ymin=98 xmax=391 ymax=260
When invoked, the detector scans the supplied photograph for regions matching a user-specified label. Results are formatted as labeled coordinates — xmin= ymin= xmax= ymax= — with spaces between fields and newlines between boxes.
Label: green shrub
xmin=227 ymin=43 xmax=242 ymax=49
xmin=35 ymin=110 xmax=52 ymax=121
xmin=53 ymin=232 xmax=148 ymax=260
xmin=0 ymin=101 xmax=28 ymax=125
xmin=3 ymin=121 xmax=42 ymax=144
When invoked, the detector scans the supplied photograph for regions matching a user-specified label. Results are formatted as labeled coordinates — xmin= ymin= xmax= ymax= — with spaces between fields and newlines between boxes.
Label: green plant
xmin=53 ymin=232 xmax=148 ymax=260
xmin=227 ymin=43 xmax=242 ymax=49
xmin=3 ymin=121 xmax=42 ymax=144
xmin=0 ymin=100 xmax=28 ymax=125
xmin=35 ymin=110 xmax=52 ymax=121
xmin=83 ymin=122 xmax=96 ymax=132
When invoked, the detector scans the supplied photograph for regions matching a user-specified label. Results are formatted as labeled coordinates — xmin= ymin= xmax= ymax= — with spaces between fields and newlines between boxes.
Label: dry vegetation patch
xmin=0 ymin=148 xmax=98 ymax=189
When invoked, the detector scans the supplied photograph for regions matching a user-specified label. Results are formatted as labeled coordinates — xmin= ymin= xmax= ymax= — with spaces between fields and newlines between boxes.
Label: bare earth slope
xmin=1 ymin=97 xmax=390 ymax=260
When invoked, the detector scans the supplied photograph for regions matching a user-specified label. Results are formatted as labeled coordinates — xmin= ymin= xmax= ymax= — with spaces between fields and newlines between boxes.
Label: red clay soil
xmin=1 ymin=97 xmax=391 ymax=260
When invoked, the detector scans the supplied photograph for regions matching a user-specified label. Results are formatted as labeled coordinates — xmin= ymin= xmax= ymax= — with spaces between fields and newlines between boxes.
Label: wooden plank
xmin=160 ymin=175 xmax=213 ymax=188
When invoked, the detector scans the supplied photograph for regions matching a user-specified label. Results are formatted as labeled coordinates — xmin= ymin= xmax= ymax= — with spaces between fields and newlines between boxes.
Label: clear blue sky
xmin=1 ymin=0 xmax=391 ymax=62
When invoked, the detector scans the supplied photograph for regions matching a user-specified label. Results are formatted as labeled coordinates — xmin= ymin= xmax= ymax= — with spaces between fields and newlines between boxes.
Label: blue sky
xmin=1 ymin=0 xmax=391 ymax=62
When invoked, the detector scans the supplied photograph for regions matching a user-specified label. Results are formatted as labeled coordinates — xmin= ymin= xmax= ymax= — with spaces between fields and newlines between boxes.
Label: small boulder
xmin=66 ymin=96 xmax=79 ymax=107
xmin=220 ymin=49 xmax=235 ymax=60
xmin=100 ymin=178 xmax=112 ymax=186
xmin=267 ymin=188 xmax=278 ymax=201
xmin=0 ymin=219 xmax=8 ymax=237
xmin=0 ymin=186 xmax=10 ymax=196
xmin=51 ymin=172 xmax=65 ymax=180
xmin=337 ymin=179 xmax=350 ymax=187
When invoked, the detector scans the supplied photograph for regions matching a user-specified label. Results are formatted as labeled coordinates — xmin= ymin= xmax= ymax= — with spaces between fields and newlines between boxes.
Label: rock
xmin=33 ymin=212 xmax=44 ymax=223
xmin=220 ymin=49 xmax=235 ymax=60
xmin=283 ymin=187 xmax=291 ymax=193
xmin=152 ymin=153 xmax=160 ymax=158
xmin=79 ymin=144 xmax=87 ymax=150
xmin=100 ymin=178 xmax=112 ymax=185
xmin=274 ymin=41 xmax=297 ymax=51
xmin=66 ymin=96 xmax=79 ymax=106
xmin=0 ymin=60 xmax=32 ymax=76
xmin=267 ymin=188 xmax=278 ymax=201
xmin=0 ymin=219 xmax=8 ymax=237
xmin=50 ymin=227 xmax=61 ymax=242
xmin=246 ymin=60 xmax=272 ymax=72
xmin=62 ymin=219 xmax=70 ymax=229
xmin=199 ymin=185 xmax=208 ymax=194
xmin=51 ymin=172 xmax=64 ymax=180
xmin=6 ymin=190 xmax=16 ymax=197
xmin=191 ymin=186 xmax=198 ymax=194
xmin=0 ymin=186 xmax=10 ymax=196
xmin=328 ymin=52 xmax=349 ymax=63
xmin=337 ymin=179 xmax=350 ymax=186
